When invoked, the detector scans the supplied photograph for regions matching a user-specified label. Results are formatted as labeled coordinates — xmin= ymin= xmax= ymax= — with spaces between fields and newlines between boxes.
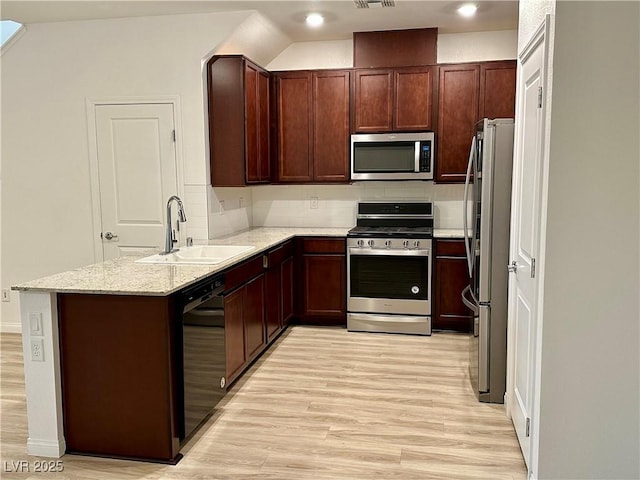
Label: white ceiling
xmin=1 ymin=1 xmax=519 ymax=41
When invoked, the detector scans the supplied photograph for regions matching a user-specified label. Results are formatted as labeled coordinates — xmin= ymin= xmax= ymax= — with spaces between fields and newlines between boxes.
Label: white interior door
xmin=508 ymin=27 xmax=547 ymax=469
xmin=95 ymin=103 xmax=178 ymax=260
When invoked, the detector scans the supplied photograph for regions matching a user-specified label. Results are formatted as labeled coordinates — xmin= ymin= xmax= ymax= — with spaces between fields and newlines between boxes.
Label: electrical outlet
xmin=310 ymin=197 xmax=319 ymax=209
xmin=219 ymin=200 xmax=225 ymax=215
xmin=29 ymin=312 xmax=43 ymax=336
xmin=1 ymin=289 xmax=10 ymax=302
xmin=239 ymin=197 xmax=244 ymax=208
xmin=30 ymin=338 xmax=44 ymax=362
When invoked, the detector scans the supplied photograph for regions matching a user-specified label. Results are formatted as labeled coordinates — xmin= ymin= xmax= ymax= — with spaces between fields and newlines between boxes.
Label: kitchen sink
xmin=136 ymin=245 xmax=256 ymax=265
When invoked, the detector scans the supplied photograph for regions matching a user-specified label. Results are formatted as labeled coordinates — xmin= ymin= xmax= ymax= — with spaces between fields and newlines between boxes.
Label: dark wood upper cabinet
xmin=275 ymin=70 xmax=350 ymax=183
xmin=436 ymin=61 xmax=516 ymax=183
xmin=353 ymin=28 xmax=438 ymax=68
xmin=479 ymin=60 xmax=517 ymax=120
xmin=353 ymin=66 xmax=435 ymax=133
xmin=275 ymin=71 xmax=313 ymax=182
xmin=436 ymin=64 xmax=480 ymax=183
xmin=353 ymin=69 xmax=393 ymax=132
xmin=394 ymin=67 xmax=436 ymax=131
xmin=313 ymin=70 xmax=350 ymax=182
xmin=208 ymin=55 xmax=270 ymax=186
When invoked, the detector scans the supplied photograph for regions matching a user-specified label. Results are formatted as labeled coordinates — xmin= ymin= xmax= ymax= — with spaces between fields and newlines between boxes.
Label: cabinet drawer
xmin=302 ymin=238 xmax=346 ymax=254
xmin=225 ymin=255 xmax=264 ymax=291
xmin=435 ymin=239 xmax=466 ymax=257
xmin=267 ymin=240 xmax=293 ymax=266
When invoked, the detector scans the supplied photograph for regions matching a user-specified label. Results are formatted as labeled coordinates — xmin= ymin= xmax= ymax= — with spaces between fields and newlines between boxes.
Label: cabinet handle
xmin=263 ymin=255 xmax=269 ymax=269
xmin=437 ymin=255 xmax=465 ymax=260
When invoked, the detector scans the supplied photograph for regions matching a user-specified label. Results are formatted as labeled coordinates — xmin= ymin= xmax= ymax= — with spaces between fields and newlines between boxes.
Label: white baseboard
xmin=27 ymin=438 xmax=66 ymax=458
xmin=1 ymin=323 xmax=21 ymax=334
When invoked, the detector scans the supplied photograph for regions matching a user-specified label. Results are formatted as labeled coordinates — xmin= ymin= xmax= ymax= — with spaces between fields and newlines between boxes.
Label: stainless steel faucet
xmin=161 ymin=195 xmax=187 ymax=255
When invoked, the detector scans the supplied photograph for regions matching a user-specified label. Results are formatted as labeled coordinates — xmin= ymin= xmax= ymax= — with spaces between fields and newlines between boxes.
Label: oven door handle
xmin=348 ymin=248 xmax=430 ymax=257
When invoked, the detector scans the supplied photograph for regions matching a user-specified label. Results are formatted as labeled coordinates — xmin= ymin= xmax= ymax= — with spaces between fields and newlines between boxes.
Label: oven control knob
xmin=384 ymin=240 xmax=392 ymax=248
xmin=368 ymin=239 xmax=375 ymax=247
xmin=357 ymin=239 xmax=364 ymax=247
xmin=413 ymin=240 xmax=421 ymax=248
xmin=402 ymin=240 xmax=410 ymax=248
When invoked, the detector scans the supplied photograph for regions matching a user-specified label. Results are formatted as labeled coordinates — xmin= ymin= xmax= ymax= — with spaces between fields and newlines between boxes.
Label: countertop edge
xmin=13 ymin=228 xmax=349 ymax=296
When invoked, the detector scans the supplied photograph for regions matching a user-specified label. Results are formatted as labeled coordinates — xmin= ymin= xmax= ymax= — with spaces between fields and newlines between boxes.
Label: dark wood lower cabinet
xmin=224 ymin=287 xmax=246 ymax=382
xmin=298 ymin=238 xmax=346 ymax=325
xmin=265 ymin=242 xmax=295 ymax=342
xmin=58 ymin=294 xmax=181 ymax=463
xmin=433 ymin=239 xmax=473 ymax=332
xmin=224 ymin=271 xmax=266 ymax=385
xmin=281 ymin=256 xmax=294 ymax=325
xmin=244 ymin=274 xmax=266 ymax=361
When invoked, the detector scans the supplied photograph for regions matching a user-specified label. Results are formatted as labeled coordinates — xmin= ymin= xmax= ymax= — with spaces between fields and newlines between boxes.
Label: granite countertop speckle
xmin=13 ymin=227 xmax=349 ymax=296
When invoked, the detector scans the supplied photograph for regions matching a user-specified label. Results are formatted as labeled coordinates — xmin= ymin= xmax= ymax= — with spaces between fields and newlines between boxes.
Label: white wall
xmin=438 ymin=30 xmax=517 ymax=63
xmin=267 ymin=39 xmax=353 ymax=70
xmin=536 ymin=2 xmax=639 ymax=478
xmin=251 ymin=183 xmax=467 ymax=230
xmin=0 ymin=11 xmax=266 ymax=331
xmin=267 ymin=30 xmax=518 ymax=71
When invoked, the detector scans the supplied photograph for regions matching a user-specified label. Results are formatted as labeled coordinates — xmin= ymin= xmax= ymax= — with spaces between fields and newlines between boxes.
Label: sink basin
xmin=136 ymin=245 xmax=256 ymax=265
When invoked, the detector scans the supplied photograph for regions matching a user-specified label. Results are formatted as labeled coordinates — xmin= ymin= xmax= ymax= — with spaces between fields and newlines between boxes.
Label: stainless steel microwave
xmin=351 ymin=132 xmax=435 ymax=181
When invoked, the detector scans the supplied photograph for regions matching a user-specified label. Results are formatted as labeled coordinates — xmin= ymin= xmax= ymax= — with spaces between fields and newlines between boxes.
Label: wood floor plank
xmin=1 ymin=327 xmax=526 ymax=479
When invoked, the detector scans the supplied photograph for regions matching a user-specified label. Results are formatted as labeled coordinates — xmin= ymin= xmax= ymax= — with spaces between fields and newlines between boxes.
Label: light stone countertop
xmin=13 ymin=227 xmax=350 ymax=296
xmin=14 ymin=226 xmax=467 ymax=296
xmin=433 ymin=228 xmax=467 ymax=239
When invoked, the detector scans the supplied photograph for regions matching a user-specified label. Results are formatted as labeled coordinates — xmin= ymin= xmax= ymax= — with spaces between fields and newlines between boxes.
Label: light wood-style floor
xmin=1 ymin=327 xmax=527 ymax=479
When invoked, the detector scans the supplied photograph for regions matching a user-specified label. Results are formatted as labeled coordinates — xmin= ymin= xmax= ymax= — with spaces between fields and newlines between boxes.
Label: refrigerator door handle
xmin=463 ymin=137 xmax=476 ymax=277
xmin=461 ymin=285 xmax=479 ymax=314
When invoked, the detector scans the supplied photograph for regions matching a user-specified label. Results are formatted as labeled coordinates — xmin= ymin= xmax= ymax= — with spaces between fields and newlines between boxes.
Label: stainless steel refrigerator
xmin=462 ymin=118 xmax=514 ymax=403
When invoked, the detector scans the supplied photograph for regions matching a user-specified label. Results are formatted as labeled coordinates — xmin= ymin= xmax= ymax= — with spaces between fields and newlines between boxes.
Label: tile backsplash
xmin=195 ymin=182 xmax=468 ymax=239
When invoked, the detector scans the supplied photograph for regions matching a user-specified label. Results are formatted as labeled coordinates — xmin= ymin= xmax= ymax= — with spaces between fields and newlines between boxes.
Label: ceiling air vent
xmin=354 ymin=0 xmax=396 ymax=8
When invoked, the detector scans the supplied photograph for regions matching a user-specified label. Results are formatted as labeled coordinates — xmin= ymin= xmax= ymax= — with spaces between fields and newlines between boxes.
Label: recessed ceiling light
xmin=457 ymin=4 xmax=477 ymax=17
xmin=306 ymin=13 xmax=324 ymax=27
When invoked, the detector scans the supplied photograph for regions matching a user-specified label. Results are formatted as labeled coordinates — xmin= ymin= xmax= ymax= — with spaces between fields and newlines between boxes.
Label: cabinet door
xmin=245 ymin=63 xmax=260 ymax=183
xmin=281 ymin=256 xmax=294 ymax=326
xmin=436 ymin=64 xmax=480 ymax=183
xmin=257 ymin=70 xmax=271 ymax=181
xmin=276 ymin=72 xmax=313 ymax=182
xmin=479 ymin=61 xmax=517 ymax=120
xmin=313 ymin=70 xmax=350 ymax=182
xmin=244 ymin=274 xmax=266 ymax=361
xmin=224 ymin=287 xmax=245 ymax=381
xmin=434 ymin=250 xmax=472 ymax=333
xmin=208 ymin=56 xmax=246 ymax=186
xmin=394 ymin=67 xmax=435 ymax=131
xmin=303 ymin=254 xmax=346 ymax=320
xmin=265 ymin=264 xmax=281 ymax=343
xmin=353 ymin=69 xmax=393 ymax=133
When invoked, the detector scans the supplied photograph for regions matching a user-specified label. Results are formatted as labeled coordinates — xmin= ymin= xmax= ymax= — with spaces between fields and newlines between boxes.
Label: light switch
xmin=29 ymin=312 xmax=43 ymax=336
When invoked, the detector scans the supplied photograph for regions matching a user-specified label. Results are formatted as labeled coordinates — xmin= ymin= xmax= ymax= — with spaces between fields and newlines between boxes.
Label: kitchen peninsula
xmin=13 ymin=227 xmax=349 ymax=463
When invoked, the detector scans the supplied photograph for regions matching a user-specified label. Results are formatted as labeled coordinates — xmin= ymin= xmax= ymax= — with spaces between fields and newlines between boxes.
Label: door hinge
xmin=531 ymin=258 xmax=536 ymax=278
xmin=537 ymin=86 xmax=543 ymax=108
xmin=172 ymin=129 xmax=176 ymax=142
xmin=525 ymin=417 xmax=531 ymax=437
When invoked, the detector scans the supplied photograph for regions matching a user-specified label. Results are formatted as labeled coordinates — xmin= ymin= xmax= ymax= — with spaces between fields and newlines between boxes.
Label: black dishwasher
xmin=180 ymin=274 xmax=226 ymax=440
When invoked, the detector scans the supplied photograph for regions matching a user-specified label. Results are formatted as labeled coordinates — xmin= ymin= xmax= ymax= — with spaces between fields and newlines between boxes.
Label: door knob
xmin=103 ymin=232 xmax=118 ymax=241
xmin=507 ymin=261 xmax=518 ymax=273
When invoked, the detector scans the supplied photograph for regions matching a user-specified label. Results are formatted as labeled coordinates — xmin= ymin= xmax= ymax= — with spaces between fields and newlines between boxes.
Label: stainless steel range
xmin=347 ymin=202 xmax=433 ymax=335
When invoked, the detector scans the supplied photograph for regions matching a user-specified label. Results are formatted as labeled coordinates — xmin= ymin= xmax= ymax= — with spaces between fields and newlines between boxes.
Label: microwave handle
xmin=414 ymin=141 xmax=421 ymax=173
